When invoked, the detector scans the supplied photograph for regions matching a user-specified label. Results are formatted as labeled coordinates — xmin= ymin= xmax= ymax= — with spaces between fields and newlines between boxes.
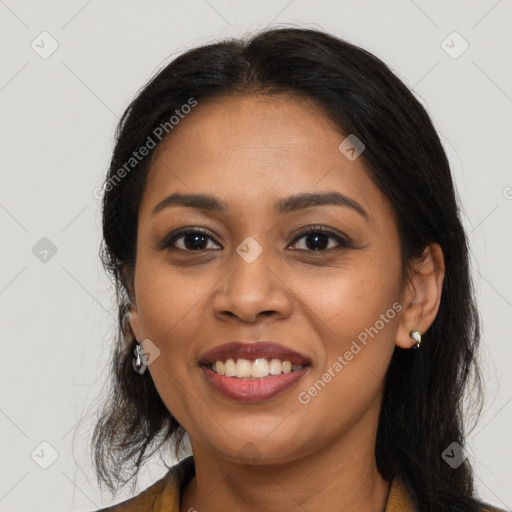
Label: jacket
xmin=95 ymin=456 xmax=504 ymax=511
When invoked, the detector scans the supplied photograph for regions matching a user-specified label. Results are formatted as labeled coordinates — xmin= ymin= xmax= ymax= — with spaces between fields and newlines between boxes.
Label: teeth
xmin=251 ymin=358 xmax=270 ymax=378
xmin=224 ymin=358 xmax=236 ymax=377
xmin=215 ymin=361 xmax=225 ymax=376
xmin=269 ymin=358 xmax=282 ymax=375
xmin=235 ymin=358 xmax=252 ymax=378
xmin=209 ymin=358 xmax=304 ymax=378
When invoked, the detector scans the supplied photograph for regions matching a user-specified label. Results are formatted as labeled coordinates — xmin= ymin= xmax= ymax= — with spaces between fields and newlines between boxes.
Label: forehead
xmin=151 ymin=93 xmax=340 ymax=167
xmin=140 ymin=94 xmax=389 ymax=221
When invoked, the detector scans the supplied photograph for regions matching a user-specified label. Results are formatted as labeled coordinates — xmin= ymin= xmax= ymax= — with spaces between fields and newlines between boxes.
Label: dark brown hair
xmin=93 ymin=27 xmax=483 ymax=511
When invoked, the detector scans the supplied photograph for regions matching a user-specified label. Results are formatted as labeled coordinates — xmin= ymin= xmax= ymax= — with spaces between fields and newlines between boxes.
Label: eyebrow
xmin=151 ymin=191 xmax=368 ymax=219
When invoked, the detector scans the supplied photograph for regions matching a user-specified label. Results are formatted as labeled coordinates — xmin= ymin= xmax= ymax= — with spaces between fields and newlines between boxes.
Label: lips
xmin=199 ymin=342 xmax=311 ymax=403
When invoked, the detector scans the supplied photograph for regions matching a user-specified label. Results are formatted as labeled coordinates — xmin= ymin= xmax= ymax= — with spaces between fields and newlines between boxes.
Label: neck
xmin=180 ymin=421 xmax=390 ymax=512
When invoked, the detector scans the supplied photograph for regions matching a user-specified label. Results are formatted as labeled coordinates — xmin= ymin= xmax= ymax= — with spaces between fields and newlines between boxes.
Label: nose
xmin=212 ymin=248 xmax=293 ymax=324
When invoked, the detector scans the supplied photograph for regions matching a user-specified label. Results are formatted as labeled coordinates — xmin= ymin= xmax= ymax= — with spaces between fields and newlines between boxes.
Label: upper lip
xmin=199 ymin=342 xmax=311 ymax=366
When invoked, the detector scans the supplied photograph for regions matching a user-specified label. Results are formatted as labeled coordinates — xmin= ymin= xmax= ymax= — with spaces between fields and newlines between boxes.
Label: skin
xmin=128 ymin=94 xmax=445 ymax=512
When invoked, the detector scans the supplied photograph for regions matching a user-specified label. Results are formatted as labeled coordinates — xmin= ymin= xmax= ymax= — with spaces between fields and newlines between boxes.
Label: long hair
xmin=93 ymin=27 xmax=482 ymax=510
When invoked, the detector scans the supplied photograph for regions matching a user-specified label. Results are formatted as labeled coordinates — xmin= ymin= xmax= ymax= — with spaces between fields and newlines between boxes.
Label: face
xmin=129 ymin=94 xmax=407 ymax=464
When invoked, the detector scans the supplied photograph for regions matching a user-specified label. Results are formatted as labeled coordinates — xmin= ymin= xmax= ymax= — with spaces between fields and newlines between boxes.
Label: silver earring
xmin=410 ymin=330 xmax=422 ymax=349
xmin=132 ymin=341 xmax=148 ymax=375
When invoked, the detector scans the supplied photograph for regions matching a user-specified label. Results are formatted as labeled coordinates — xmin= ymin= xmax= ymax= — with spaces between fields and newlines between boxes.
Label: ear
xmin=396 ymin=243 xmax=445 ymax=349
xmin=128 ymin=301 xmax=142 ymax=342
xmin=121 ymin=266 xmax=141 ymax=341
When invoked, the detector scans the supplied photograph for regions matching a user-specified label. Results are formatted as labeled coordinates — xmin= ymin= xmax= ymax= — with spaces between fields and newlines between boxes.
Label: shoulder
xmin=95 ymin=473 xmax=170 ymax=512
xmin=385 ymin=479 xmax=508 ymax=512
xmin=93 ymin=456 xmax=195 ymax=512
xmin=479 ymin=505 xmax=508 ymax=512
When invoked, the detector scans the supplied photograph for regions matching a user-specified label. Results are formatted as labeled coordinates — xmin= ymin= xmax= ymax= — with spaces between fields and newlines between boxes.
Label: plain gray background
xmin=1 ymin=1 xmax=511 ymax=511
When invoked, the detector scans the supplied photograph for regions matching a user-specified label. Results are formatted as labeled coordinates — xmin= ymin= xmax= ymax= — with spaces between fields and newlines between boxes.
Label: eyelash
xmin=157 ymin=225 xmax=352 ymax=253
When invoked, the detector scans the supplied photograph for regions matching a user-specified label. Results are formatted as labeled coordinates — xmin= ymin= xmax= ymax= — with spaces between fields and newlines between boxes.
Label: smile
xmin=199 ymin=342 xmax=311 ymax=402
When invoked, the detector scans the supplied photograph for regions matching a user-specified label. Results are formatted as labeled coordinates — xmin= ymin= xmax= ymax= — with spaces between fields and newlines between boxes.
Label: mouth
xmin=199 ymin=342 xmax=311 ymax=402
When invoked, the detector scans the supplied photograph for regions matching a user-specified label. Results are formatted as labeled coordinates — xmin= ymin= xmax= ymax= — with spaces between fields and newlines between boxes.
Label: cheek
xmin=293 ymin=251 xmax=402 ymax=406
xmin=132 ymin=256 xmax=210 ymax=423
xmin=292 ymin=269 xmax=400 ymax=434
xmin=296 ymin=258 xmax=402 ymax=344
xmin=134 ymin=254 xmax=212 ymax=343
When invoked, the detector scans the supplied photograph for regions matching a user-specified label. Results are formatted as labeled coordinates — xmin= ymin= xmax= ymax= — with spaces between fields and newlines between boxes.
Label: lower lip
xmin=202 ymin=366 xmax=309 ymax=403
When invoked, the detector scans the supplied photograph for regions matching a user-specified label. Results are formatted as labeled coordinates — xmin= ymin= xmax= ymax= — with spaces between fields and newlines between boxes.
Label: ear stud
xmin=410 ymin=330 xmax=422 ymax=349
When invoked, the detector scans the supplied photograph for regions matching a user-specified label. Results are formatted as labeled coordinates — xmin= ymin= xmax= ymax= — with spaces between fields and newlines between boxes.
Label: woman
xmin=92 ymin=27 xmax=502 ymax=511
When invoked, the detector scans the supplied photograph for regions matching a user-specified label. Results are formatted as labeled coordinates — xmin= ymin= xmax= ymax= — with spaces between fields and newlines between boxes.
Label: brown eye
xmin=159 ymin=229 xmax=222 ymax=251
xmin=289 ymin=227 xmax=351 ymax=252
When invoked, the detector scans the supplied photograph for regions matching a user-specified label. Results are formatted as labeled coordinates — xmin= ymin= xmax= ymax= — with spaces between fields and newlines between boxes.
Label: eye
xmin=289 ymin=226 xmax=351 ymax=252
xmin=158 ymin=226 xmax=351 ymax=253
xmin=159 ymin=229 xmax=222 ymax=251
